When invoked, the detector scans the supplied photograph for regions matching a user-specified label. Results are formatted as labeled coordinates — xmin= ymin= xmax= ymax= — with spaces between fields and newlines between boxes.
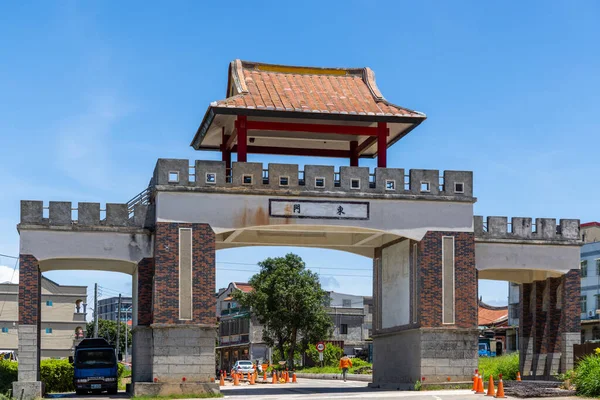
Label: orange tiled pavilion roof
xmin=191 ymin=60 xmax=426 ymax=162
xmin=212 ymin=60 xmax=425 ymax=117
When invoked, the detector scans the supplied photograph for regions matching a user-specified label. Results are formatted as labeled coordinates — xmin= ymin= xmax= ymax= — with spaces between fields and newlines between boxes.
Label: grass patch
xmin=297 ymin=358 xmax=372 ymax=375
xmin=572 ymin=354 xmax=600 ymax=397
xmin=478 ymin=353 xmax=519 ymax=381
xmin=133 ymin=394 xmax=223 ymax=399
xmin=421 ymin=383 xmax=473 ymax=390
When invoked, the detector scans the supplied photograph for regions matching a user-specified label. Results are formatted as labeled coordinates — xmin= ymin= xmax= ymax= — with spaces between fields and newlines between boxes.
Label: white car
xmin=231 ymin=360 xmax=255 ymax=375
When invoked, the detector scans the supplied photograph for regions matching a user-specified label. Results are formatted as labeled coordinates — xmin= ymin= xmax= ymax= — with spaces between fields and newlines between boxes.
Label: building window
xmin=420 ymin=181 xmax=430 ymax=192
xmin=581 ymin=260 xmax=588 ymax=277
xmin=168 ymin=171 xmax=180 ymax=183
xmin=350 ymin=179 xmax=360 ymax=190
xmin=279 ymin=176 xmax=289 ymax=187
xmin=205 ymin=173 xmax=216 ymax=184
xmin=596 ymin=259 xmax=600 ymax=275
xmin=242 ymin=174 xmax=253 ymax=185
xmin=582 ymin=329 xmax=586 ymax=343
xmin=45 ymin=328 xmax=53 ymax=334
xmin=454 ymin=182 xmax=465 ymax=193
xmin=510 ymin=305 xmax=519 ymax=319
xmin=342 ymin=299 xmax=351 ymax=307
xmin=46 ymin=300 xmax=53 ymax=307
xmin=341 ymin=324 xmax=348 ymax=334
xmin=315 ymin=177 xmax=325 ymax=188
xmin=581 ymin=296 xmax=587 ymax=313
xmin=385 ymin=180 xmax=395 ymax=191
xmin=1 ymin=328 xmax=8 ymax=333
xmin=594 ymin=326 xmax=600 ymax=341
xmin=596 ymin=295 xmax=600 ymax=312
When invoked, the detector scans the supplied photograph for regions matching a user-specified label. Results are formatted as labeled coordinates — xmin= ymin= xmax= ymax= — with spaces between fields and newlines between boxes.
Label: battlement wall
xmin=20 ymin=201 xmax=153 ymax=229
xmin=474 ymin=216 xmax=580 ymax=242
xmin=152 ymin=159 xmax=474 ymax=198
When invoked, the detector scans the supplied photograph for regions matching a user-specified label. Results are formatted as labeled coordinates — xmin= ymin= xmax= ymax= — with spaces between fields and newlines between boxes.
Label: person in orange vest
xmin=339 ymin=354 xmax=352 ymax=382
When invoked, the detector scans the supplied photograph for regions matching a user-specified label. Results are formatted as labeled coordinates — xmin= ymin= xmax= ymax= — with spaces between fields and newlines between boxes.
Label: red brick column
xmin=153 ymin=222 xmax=216 ymax=324
xmin=417 ymin=231 xmax=477 ymax=328
xmin=17 ymin=255 xmax=41 ymax=382
xmin=137 ymin=258 xmax=154 ymax=326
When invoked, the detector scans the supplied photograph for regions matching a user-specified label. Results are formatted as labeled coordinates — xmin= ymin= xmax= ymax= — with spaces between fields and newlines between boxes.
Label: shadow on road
xmin=46 ymin=392 xmax=129 ymax=399
xmin=221 ymin=385 xmax=394 ymax=397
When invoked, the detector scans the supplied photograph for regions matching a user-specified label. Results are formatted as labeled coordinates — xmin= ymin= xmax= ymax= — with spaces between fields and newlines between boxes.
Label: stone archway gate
xmin=13 ymin=159 xmax=581 ymax=397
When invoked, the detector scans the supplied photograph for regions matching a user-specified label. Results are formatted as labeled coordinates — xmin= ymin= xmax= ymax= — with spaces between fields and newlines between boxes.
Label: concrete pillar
xmin=132 ymin=258 xmax=154 ymax=385
xmin=560 ymin=269 xmax=581 ymax=373
xmin=371 ymin=232 xmax=478 ymax=389
xmin=13 ymin=255 xmax=44 ymax=399
xmin=133 ymin=223 xmax=218 ymax=396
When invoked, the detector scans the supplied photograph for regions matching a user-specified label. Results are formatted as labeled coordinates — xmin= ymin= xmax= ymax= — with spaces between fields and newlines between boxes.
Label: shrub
xmin=0 ymin=360 xmax=18 ymax=394
xmin=478 ymin=353 xmax=519 ymax=381
xmin=40 ymin=359 xmax=74 ymax=393
xmin=305 ymin=343 xmax=343 ymax=367
xmin=573 ymin=354 xmax=600 ymax=397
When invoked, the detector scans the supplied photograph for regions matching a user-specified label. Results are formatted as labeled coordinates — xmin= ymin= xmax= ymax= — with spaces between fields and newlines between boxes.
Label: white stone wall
xmin=381 ymin=241 xmax=410 ymax=328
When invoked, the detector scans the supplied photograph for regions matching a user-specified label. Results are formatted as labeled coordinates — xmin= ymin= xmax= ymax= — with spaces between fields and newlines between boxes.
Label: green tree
xmin=305 ymin=343 xmax=343 ymax=366
xmin=85 ymin=319 xmax=132 ymax=355
xmin=234 ymin=253 xmax=333 ymax=368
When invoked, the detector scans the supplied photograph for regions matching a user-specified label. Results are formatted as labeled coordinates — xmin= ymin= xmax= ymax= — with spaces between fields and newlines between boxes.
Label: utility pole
xmin=93 ymin=283 xmax=99 ymax=338
xmin=116 ymin=294 xmax=122 ymax=356
xmin=125 ymin=306 xmax=130 ymax=362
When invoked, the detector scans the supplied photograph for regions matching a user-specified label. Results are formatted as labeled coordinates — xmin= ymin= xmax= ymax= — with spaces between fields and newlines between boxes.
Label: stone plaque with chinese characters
xmin=268 ymin=199 xmax=369 ymax=220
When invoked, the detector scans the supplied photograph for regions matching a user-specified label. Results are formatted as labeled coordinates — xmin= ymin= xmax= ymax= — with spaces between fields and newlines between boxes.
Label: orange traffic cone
xmin=516 ymin=371 xmax=521 ymax=381
xmin=472 ymin=372 xmax=479 ymax=391
xmin=287 ymin=370 xmax=291 ymax=383
xmin=272 ymin=371 xmax=277 ymax=384
xmin=486 ymin=375 xmax=495 ymax=397
xmin=263 ymin=371 xmax=267 ymax=382
xmin=292 ymin=372 xmax=297 ymax=383
xmin=219 ymin=373 xmax=224 ymax=386
xmin=233 ymin=373 xmax=239 ymax=386
xmin=495 ymin=374 xmax=506 ymax=398
xmin=475 ymin=375 xmax=485 ymax=394
xmin=250 ymin=373 xmax=255 ymax=385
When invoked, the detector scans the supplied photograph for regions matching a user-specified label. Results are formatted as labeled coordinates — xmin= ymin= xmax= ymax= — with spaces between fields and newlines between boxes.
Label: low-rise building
xmin=215 ymin=282 xmax=372 ymax=370
xmin=0 ymin=276 xmax=87 ymax=358
xmin=98 ymin=296 xmax=133 ymax=323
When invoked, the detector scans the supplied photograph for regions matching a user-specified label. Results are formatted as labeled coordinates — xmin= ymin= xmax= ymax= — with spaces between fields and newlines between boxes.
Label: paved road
xmin=45 ymin=379 xmax=581 ymax=400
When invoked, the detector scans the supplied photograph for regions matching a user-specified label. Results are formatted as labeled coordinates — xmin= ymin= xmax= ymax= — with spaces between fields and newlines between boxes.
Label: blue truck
xmin=478 ymin=337 xmax=500 ymax=357
xmin=69 ymin=338 xmax=120 ymax=395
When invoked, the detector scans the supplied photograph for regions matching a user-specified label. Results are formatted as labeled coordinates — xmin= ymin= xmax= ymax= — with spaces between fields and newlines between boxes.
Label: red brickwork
xmin=417 ymin=231 xmax=477 ymax=329
xmin=19 ymin=255 xmax=41 ymax=325
xmin=153 ymin=223 xmax=216 ymax=325
xmin=520 ymin=269 xmax=580 ymax=355
xmin=137 ymin=258 xmax=154 ymax=326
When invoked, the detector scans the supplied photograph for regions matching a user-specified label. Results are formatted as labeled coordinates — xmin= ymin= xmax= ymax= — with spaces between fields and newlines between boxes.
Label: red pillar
xmin=350 ymin=141 xmax=358 ymax=167
xmin=237 ymin=115 xmax=248 ymax=162
xmin=377 ymin=122 xmax=387 ymax=168
xmin=221 ymin=127 xmax=232 ymax=171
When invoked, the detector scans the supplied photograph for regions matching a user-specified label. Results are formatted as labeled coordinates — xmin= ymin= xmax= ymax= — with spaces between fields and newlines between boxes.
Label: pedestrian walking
xmin=339 ymin=354 xmax=352 ymax=382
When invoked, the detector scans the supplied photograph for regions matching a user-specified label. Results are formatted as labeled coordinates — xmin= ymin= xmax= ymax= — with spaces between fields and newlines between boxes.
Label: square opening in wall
xmin=242 ymin=175 xmax=253 ymax=185
xmin=420 ymin=181 xmax=430 ymax=192
xmin=385 ymin=180 xmax=396 ymax=191
xmin=315 ymin=177 xmax=325 ymax=188
xmin=205 ymin=173 xmax=216 ymax=184
xmin=168 ymin=171 xmax=180 ymax=183
xmin=454 ymin=182 xmax=464 ymax=193
xmin=350 ymin=178 xmax=360 ymax=189
xmin=279 ymin=176 xmax=289 ymax=187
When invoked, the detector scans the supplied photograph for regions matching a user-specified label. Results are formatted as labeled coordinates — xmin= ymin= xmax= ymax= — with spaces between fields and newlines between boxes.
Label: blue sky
xmin=0 ymin=1 xmax=599 ymax=309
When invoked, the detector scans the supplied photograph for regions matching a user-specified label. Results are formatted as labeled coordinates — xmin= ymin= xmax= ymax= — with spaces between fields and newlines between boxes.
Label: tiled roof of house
xmin=233 ymin=282 xmax=252 ymax=293
xmin=478 ymin=301 xmax=508 ymax=327
xmin=212 ymin=60 xmax=425 ymax=118
xmin=582 ymin=222 xmax=600 ymax=228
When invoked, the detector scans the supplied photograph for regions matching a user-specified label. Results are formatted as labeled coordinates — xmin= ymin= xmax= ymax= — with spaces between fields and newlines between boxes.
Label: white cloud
xmin=0 ymin=265 xmax=18 ymax=284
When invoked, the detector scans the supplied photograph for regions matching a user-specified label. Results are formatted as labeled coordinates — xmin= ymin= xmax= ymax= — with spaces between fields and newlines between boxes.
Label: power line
xmin=0 ymin=253 xmax=18 ymax=260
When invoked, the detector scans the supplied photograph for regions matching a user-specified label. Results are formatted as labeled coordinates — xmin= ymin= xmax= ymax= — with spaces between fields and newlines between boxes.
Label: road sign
xmin=316 ymin=342 xmax=325 ymax=352
xmin=319 ymin=352 xmax=323 ymax=361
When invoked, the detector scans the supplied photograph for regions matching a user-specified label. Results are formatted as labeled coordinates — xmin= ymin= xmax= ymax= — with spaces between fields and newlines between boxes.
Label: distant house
xmin=478 ymin=299 xmax=509 ymax=355
xmin=215 ymin=282 xmax=373 ymax=370
xmin=0 ymin=277 xmax=87 ymax=358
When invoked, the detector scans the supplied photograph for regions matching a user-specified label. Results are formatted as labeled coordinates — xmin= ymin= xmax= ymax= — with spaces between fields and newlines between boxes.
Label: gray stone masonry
xmin=475 ymin=216 xmax=580 ymax=242
xmin=268 ymin=163 xmax=299 ymax=189
xmin=17 ymin=325 xmax=39 ymax=381
xmin=372 ymin=328 xmax=477 ymax=388
xmin=133 ymin=382 xmax=219 ymax=397
xmin=340 ymin=166 xmax=370 ymax=192
xmin=78 ymin=202 xmax=101 ymax=226
xmin=152 ymin=159 xmax=474 ymax=198
xmin=195 ymin=160 xmax=226 ymax=187
xmin=151 ymin=324 xmax=216 ymax=384
xmin=132 ymin=326 xmax=153 ymax=383
xmin=49 ymin=201 xmax=71 ymax=225
xmin=20 ymin=200 xmax=150 ymax=229
xmin=232 ymin=162 xmax=263 ymax=187
xmin=409 ymin=169 xmax=440 ymax=195
xmin=12 ymin=382 xmax=44 ymax=400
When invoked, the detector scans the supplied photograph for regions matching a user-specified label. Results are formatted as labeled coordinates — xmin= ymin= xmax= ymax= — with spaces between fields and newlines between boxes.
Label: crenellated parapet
xmin=474 ymin=216 xmax=580 ymax=243
xmin=151 ymin=158 xmax=474 ymax=199
xmin=19 ymin=200 xmax=153 ymax=229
